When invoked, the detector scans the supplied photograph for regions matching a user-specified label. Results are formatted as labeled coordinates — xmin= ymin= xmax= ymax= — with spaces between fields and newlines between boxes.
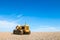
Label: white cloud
xmin=32 ymin=26 xmax=60 ymax=32
xmin=0 ymin=20 xmax=19 ymax=32
xmin=0 ymin=14 xmax=24 ymax=32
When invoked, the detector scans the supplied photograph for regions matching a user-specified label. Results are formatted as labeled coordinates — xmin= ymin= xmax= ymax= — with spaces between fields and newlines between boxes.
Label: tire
xmin=20 ymin=30 xmax=23 ymax=35
xmin=27 ymin=31 xmax=31 ymax=34
xmin=28 ymin=31 xmax=31 ymax=34
xmin=13 ymin=30 xmax=17 ymax=34
xmin=24 ymin=31 xmax=31 ymax=34
xmin=13 ymin=30 xmax=20 ymax=34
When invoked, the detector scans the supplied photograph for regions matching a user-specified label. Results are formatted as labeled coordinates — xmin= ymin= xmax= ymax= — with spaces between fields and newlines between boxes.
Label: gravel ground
xmin=0 ymin=32 xmax=60 ymax=40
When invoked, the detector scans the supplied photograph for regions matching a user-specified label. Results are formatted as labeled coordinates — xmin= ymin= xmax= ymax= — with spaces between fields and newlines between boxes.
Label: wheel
xmin=28 ymin=31 xmax=31 ymax=34
xmin=24 ymin=31 xmax=31 ymax=34
xmin=20 ymin=30 xmax=23 ymax=35
xmin=13 ymin=29 xmax=20 ymax=34
xmin=27 ymin=31 xmax=31 ymax=34
xmin=13 ymin=30 xmax=17 ymax=34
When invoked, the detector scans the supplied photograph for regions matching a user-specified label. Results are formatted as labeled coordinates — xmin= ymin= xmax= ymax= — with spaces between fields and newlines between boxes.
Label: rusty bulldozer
xmin=13 ymin=24 xmax=31 ymax=35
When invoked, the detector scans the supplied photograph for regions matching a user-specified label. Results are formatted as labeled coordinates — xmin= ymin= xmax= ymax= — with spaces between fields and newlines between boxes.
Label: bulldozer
xmin=13 ymin=24 xmax=31 ymax=35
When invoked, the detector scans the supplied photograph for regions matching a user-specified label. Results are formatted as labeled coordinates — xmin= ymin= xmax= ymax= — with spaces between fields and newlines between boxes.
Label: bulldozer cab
xmin=25 ymin=26 xmax=29 ymax=30
xmin=21 ymin=26 xmax=25 ymax=29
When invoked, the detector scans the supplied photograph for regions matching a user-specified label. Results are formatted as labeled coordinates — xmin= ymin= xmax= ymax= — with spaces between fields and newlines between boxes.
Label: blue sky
xmin=0 ymin=0 xmax=60 ymax=32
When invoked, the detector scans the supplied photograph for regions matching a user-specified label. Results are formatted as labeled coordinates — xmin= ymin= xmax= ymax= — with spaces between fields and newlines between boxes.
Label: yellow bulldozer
xmin=13 ymin=24 xmax=31 ymax=35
